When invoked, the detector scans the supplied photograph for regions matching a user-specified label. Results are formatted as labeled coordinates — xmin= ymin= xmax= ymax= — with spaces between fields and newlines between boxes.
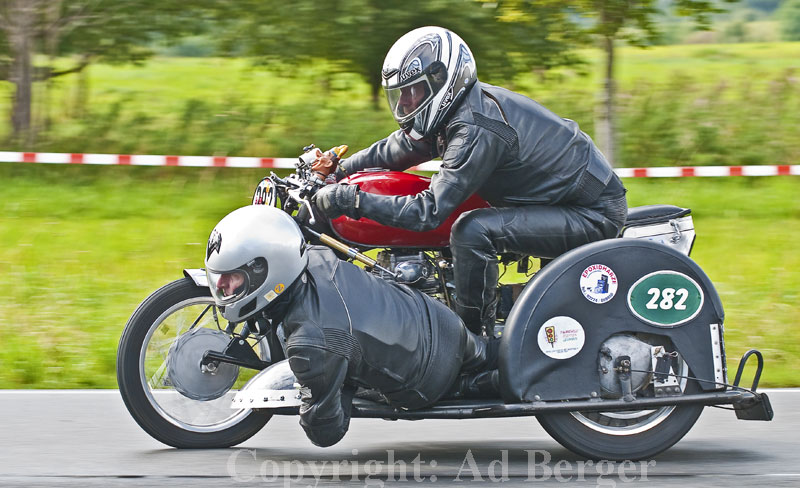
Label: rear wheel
xmin=117 ymin=278 xmax=270 ymax=448
xmin=537 ymin=352 xmax=703 ymax=460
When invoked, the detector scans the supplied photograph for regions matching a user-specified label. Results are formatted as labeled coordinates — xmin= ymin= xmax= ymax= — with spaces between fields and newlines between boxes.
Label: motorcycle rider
xmin=313 ymin=26 xmax=628 ymax=336
xmin=204 ymin=205 xmax=495 ymax=448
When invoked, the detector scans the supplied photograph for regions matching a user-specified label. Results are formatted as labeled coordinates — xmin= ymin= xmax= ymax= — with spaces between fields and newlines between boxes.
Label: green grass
xmin=518 ymin=42 xmax=800 ymax=167
xmin=625 ymin=177 xmax=800 ymax=387
xmin=0 ymin=163 xmax=265 ymax=387
xmin=0 ymin=58 xmax=397 ymax=158
xmin=0 ymin=163 xmax=797 ymax=388
xmin=1 ymin=42 xmax=799 ymax=166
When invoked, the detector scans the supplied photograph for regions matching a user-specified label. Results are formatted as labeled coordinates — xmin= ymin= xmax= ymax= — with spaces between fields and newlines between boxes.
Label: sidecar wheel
xmin=537 ymin=380 xmax=703 ymax=461
xmin=117 ymin=278 xmax=271 ymax=448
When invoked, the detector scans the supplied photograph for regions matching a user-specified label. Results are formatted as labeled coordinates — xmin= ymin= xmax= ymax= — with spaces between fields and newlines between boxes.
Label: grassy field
xmin=0 ymin=163 xmax=797 ymax=388
xmin=1 ymin=42 xmax=799 ymax=166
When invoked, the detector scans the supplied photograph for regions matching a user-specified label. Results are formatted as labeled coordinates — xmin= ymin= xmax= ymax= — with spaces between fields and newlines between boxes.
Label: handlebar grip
xmin=296 ymin=204 xmax=309 ymax=223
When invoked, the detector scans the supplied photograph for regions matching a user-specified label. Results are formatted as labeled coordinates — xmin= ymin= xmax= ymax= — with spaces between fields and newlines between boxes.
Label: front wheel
xmin=117 ymin=278 xmax=270 ymax=448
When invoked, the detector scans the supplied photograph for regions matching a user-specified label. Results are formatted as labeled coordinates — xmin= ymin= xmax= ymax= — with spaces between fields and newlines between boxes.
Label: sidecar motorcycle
xmin=117 ymin=147 xmax=773 ymax=460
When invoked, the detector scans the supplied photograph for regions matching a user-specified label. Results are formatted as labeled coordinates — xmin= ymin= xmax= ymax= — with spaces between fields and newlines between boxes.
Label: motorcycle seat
xmin=625 ymin=205 xmax=691 ymax=227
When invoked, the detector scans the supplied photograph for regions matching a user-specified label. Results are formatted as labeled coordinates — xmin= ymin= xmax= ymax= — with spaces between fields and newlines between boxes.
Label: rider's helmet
xmin=382 ymin=26 xmax=477 ymax=140
xmin=204 ymin=205 xmax=308 ymax=323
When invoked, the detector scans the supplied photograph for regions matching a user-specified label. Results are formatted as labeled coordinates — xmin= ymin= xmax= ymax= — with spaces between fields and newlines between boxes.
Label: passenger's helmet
xmin=204 ymin=205 xmax=307 ymax=323
xmin=382 ymin=26 xmax=477 ymax=140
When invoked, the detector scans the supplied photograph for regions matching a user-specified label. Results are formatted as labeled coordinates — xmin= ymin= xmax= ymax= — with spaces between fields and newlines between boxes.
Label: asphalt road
xmin=0 ymin=389 xmax=797 ymax=487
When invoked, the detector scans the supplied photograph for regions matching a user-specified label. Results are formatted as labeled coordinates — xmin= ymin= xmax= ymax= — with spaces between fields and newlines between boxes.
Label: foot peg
xmin=733 ymin=392 xmax=774 ymax=421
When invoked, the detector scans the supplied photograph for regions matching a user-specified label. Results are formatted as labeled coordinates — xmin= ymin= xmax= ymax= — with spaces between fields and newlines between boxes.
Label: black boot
xmin=461 ymin=330 xmax=488 ymax=372
xmin=451 ymin=370 xmax=500 ymax=399
xmin=461 ymin=330 xmax=501 ymax=371
xmin=454 ymin=331 xmax=501 ymax=399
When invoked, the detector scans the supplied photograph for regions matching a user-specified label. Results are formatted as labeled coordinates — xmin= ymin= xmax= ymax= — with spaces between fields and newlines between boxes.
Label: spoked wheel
xmin=537 ymin=348 xmax=703 ymax=461
xmin=117 ymin=278 xmax=271 ymax=448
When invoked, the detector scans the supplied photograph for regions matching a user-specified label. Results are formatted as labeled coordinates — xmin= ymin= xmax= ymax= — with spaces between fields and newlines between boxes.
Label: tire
xmin=117 ymin=278 xmax=270 ymax=448
xmin=537 ymin=380 xmax=703 ymax=461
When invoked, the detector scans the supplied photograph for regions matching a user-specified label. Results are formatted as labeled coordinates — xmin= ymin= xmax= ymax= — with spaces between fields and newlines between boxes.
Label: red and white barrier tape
xmin=412 ymin=161 xmax=800 ymax=176
xmin=613 ymin=165 xmax=799 ymax=177
xmin=0 ymin=151 xmax=298 ymax=169
xmin=1 ymin=151 xmax=798 ymax=177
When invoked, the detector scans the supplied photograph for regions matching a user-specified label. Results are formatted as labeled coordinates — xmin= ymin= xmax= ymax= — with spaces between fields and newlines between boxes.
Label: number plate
xmin=252 ymin=178 xmax=277 ymax=206
xmin=627 ymin=271 xmax=704 ymax=327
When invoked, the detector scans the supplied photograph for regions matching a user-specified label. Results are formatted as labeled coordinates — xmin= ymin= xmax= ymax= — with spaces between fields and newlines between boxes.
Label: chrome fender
xmin=183 ymin=268 xmax=209 ymax=288
xmin=231 ymin=360 xmax=302 ymax=409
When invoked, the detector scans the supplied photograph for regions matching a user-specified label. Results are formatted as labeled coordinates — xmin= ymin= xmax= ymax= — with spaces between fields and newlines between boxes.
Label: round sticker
xmin=252 ymin=178 xmax=277 ymax=206
xmin=627 ymin=270 xmax=704 ymax=327
xmin=537 ymin=316 xmax=586 ymax=360
xmin=580 ymin=264 xmax=618 ymax=304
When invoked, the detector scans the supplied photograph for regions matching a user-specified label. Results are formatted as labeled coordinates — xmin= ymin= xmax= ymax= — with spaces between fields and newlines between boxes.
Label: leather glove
xmin=332 ymin=163 xmax=349 ymax=182
xmin=313 ymin=183 xmax=360 ymax=220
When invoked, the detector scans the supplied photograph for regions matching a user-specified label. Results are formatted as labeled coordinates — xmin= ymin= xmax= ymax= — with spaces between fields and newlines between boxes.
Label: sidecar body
xmin=498 ymin=237 xmax=724 ymax=402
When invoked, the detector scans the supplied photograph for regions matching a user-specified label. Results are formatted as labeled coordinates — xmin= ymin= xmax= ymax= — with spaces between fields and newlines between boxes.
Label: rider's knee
xmin=450 ymin=209 xmax=492 ymax=249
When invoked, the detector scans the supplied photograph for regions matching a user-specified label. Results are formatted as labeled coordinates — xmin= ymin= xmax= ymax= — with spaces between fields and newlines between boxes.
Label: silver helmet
xmin=382 ymin=26 xmax=477 ymax=140
xmin=204 ymin=205 xmax=307 ymax=323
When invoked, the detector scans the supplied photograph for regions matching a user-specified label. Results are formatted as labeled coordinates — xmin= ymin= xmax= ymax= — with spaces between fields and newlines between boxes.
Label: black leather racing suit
xmin=278 ymin=246 xmax=487 ymax=447
xmin=340 ymin=82 xmax=628 ymax=334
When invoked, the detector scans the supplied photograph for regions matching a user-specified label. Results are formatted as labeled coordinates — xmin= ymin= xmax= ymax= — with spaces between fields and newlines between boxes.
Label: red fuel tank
xmin=330 ymin=170 xmax=490 ymax=248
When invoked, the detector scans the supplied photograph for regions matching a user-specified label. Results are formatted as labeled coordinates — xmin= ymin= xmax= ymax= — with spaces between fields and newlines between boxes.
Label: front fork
xmin=201 ymin=315 xmax=285 ymax=372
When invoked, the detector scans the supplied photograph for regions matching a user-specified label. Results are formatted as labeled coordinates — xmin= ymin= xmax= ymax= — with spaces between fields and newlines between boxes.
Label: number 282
xmin=646 ymin=288 xmax=688 ymax=310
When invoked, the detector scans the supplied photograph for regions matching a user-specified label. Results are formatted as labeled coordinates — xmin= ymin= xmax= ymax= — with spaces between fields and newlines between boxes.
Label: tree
xmin=0 ymin=0 xmax=39 ymax=140
xmin=780 ymin=0 xmax=800 ymax=41
xmin=212 ymin=0 xmax=584 ymax=107
xmin=0 ymin=0 xmax=212 ymax=142
xmin=567 ymin=0 xmax=737 ymax=165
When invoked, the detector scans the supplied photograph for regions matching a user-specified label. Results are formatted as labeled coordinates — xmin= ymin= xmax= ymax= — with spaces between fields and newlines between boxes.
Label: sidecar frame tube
xmin=352 ymin=390 xmax=757 ymax=420
xmin=264 ymin=390 xmax=760 ymax=420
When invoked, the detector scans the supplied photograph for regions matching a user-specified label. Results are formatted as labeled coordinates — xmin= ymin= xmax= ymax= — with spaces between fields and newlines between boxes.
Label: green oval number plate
xmin=627 ymin=271 xmax=704 ymax=327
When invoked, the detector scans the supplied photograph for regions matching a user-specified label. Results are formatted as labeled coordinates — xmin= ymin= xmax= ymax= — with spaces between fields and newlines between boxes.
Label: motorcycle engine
xmin=373 ymin=251 xmax=441 ymax=292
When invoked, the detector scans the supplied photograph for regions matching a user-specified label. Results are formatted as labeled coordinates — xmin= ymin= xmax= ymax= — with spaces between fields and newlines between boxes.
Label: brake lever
xmin=301 ymin=197 xmax=316 ymax=226
xmin=287 ymin=188 xmax=316 ymax=226
xmin=270 ymin=173 xmax=289 ymax=186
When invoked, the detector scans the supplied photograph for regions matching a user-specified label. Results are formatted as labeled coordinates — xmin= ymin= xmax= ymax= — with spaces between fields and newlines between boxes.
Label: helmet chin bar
xmin=405 ymin=104 xmax=436 ymax=140
xmin=406 ymin=127 xmax=425 ymax=141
